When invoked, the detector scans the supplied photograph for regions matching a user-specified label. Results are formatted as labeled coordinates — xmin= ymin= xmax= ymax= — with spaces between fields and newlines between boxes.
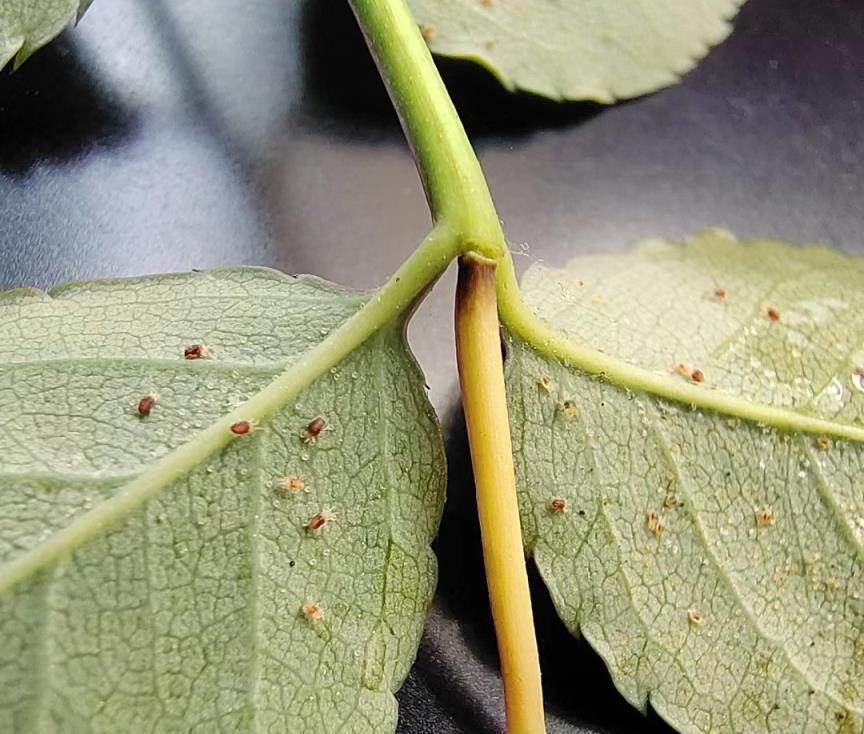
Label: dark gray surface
xmin=1 ymin=0 xmax=861 ymax=731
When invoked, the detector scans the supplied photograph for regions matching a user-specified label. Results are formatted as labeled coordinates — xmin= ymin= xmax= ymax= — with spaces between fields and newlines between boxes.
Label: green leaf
xmin=408 ymin=0 xmax=746 ymax=102
xmin=0 ymin=0 xmax=92 ymax=71
xmin=505 ymin=231 xmax=864 ymax=733
xmin=0 ymin=268 xmax=445 ymax=733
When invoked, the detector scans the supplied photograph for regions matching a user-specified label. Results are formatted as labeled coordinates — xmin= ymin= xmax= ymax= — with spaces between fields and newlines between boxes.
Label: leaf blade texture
xmin=409 ymin=0 xmax=746 ymax=102
xmin=506 ymin=231 xmax=864 ymax=733
xmin=0 ymin=267 xmax=445 ymax=733
xmin=0 ymin=0 xmax=92 ymax=70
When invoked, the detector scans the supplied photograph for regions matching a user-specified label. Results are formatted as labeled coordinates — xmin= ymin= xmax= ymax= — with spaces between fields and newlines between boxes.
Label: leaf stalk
xmin=455 ymin=254 xmax=546 ymax=734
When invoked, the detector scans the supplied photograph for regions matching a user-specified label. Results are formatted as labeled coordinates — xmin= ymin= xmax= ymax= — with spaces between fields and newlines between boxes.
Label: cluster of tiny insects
xmin=673 ymin=296 xmax=782 ymax=385
xmin=136 ymin=345 xmax=334 ymax=623
xmin=226 ymin=414 xmax=331 ymax=621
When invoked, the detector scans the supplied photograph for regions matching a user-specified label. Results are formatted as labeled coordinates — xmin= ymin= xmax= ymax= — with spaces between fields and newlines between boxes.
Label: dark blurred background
xmin=1 ymin=1 xmax=861 ymax=731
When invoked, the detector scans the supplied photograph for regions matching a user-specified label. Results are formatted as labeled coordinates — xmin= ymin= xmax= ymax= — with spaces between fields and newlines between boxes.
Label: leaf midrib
xmin=0 ymin=325 xmax=387 ymax=594
xmin=501 ymin=307 xmax=864 ymax=444
xmin=530 ymin=361 xmax=862 ymax=719
xmin=503 ymin=241 xmax=864 ymax=446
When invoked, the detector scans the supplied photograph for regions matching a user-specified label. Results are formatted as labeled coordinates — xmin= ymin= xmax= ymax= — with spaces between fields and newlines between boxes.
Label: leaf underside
xmin=506 ymin=231 xmax=864 ymax=734
xmin=0 ymin=268 xmax=445 ymax=733
xmin=409 ymin=0 xmax=747 ymax=102
xmin=0 ymin=0 xmax=91 ymax=71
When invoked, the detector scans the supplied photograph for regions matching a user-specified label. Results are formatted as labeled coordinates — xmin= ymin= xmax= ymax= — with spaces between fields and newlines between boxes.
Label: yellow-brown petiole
xmin=455 ymin=253 xmax=546 ymax=734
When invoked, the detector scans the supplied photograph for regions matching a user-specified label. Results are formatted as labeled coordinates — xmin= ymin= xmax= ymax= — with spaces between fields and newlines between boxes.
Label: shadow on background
xmin=428 ymin=403 xmax=677 ymax=733
xmin=0 ymin=40 xmax=131 ymax=175
xmin=298 ymin=0 xmax=604 ymax=141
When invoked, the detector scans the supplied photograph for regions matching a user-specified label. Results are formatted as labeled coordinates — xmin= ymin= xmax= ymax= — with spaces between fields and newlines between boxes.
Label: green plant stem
xmin=0 ymin=224 xmax=461 ymax=594
xmin=348 ymin=0 xmax=504 ymax=252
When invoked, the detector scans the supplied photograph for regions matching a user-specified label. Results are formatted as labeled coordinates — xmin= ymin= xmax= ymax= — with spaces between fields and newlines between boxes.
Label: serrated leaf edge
xmin=420 ymin=0 xmax=748 ymax=103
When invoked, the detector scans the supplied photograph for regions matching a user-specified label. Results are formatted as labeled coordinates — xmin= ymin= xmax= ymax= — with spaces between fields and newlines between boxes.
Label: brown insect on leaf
xmin=137 ymin=394 xmax=157 ymax=417
xmin=230 ymin=420 xmax=254 ymax=435
xmin=306 ymin=509 xmax=336 ymax=533
xmin=550 ymin=497 xmax=568 ymax=513
xmin=301 ymin=416 xmax=326 ymax=444
xmin=183 ymin=343 xmax=209 ymax=359
xmin=765 ymin=307 xmax=780 ymax=322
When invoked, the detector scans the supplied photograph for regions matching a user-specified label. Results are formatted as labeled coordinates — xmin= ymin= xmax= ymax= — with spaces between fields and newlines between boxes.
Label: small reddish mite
xmin=301 ymin=600 xmax=324 ymax=622
xmin=306 ymin=509 xmax=335 ymax=533
xmin=766 ymin=307 xmax=780 ymax=322
xmin=711 ymin=288 xmax=727 ymax=301
xmin=550 ymin=497 xmax=568 ymax=513
xmin=274 ymin=476 xmax=305 ymax=494
xmin=230 ymin=420 xmax=253 ymax=435
xmin=420 ymin=23 xmax=435 ymax=40
xmin=690 ymin=369 xmax=705 ymax=383
xmin=302 ymin=416 xmax=326 ymax=444
xmin=184 ymin=343 xmax=209 ymax=360
xmin=137 ymin=394 xmax=157 ymax=417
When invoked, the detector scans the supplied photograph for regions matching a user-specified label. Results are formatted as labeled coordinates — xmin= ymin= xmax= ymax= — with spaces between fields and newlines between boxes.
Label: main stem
xmin=348 ymin=0 xmax=503 ymax=252
xmin=349 ymin=1 xmax=546 ymax=732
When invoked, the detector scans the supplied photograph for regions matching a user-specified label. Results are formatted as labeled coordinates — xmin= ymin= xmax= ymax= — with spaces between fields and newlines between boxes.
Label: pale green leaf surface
xmin=408 ymin=0 xmax=746 ymax=102
xmin=0 ymin=267 xmax=445 ymax=733
xmin=0 ymin=0 xmax=90 ymax=70
xmin=506 ymin=231 xmax=863 ymax=733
